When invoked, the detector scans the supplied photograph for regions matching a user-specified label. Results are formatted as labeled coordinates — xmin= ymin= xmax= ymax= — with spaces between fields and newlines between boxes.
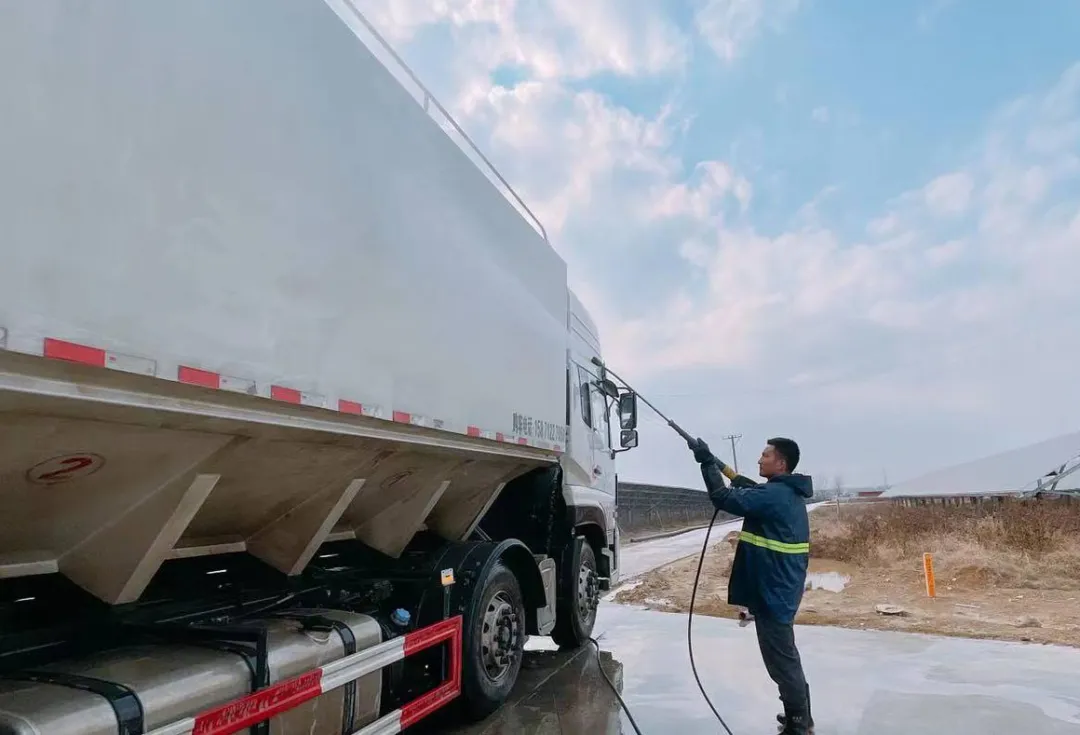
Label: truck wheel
xmin=551 ymin=541 xmax=599 ymax=649
xmin=459 ymin=561 xmax=526 ymax=720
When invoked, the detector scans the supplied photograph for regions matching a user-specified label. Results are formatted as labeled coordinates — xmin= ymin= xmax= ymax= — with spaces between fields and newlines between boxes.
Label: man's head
xmin=758 ymin=437 xmax=800 ymax=479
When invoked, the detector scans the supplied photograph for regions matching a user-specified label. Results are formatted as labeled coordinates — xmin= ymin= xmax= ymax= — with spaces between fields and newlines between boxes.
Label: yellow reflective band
xmin=738 ymin=531 xmax=810 ymax=555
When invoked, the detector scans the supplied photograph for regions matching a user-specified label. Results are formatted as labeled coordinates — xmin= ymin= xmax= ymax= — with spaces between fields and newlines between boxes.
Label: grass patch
xmin=811 ymin=499 xmax=1080 ymax=590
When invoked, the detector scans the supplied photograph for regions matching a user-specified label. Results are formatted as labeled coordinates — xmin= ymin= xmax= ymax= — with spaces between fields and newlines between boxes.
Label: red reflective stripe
xmin=466 ymin=426 xmax=481 ymax=437
xmin=400 ymin=616 xmax=462 ymax=728
xmin=43 ymin=338 xmax=106 ymax=367
xmin=178 ymin=366 xmax=221 ymax=389
xmin=270 ymin=385 xmax=302 ymax=404
xmin=392 ymin=411 xmax=411 ymax=424
xmin=191 ymin=670 xmax=323 ymax=735
xmin=400 ymin=681 xmax=458 ymax=729
xmin=402 ymin=616 xmax=460 ymax=656
xmin=517 ymin=438 xmax=528 ymax=445
xmin=338 ymin=399 xmax=363 ymax=415
xmin=495 ymin=433 xmax=506 ymax=443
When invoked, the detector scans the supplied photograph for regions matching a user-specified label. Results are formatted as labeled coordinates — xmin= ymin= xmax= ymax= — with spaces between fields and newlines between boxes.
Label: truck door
xmin=566 ymin=361 xmax=615 ymax=495
xmin=589 ymin=378 xmax=616 ymax=497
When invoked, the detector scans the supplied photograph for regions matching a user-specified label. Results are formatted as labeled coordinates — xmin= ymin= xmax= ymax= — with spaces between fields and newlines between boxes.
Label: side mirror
xmin=618 ymin=392 xmax=638 ymax=430
xmin=619 ymin=429 xmax=639 ymax=449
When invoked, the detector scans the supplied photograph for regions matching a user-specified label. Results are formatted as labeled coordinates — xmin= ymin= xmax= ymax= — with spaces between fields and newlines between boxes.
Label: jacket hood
xmin=772 ymin=473 xmax=814 ymax=498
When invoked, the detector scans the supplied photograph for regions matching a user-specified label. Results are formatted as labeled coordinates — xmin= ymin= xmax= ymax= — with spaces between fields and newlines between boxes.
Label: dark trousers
xmin=754 ymin=615 xmax=811 ymax=717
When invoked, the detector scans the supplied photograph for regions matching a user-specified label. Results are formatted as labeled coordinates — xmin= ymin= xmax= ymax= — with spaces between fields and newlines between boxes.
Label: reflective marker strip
xmin=145 ymin=616 xmax=462 ymax=735
xmin=29 ymin=334 xmax=565 ymax=454
xmin=737 ymin=531 xmax=810 ymax=554
xmin=178 ymin=366 xmax=257 ymax=395
xmin=44 ymin=338 xmax=156 ymax=376
xmin=270 ymin=385 xmax=327 ymax=408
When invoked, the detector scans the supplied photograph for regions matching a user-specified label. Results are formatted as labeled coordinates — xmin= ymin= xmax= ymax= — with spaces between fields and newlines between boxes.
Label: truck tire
xmin=551 ymin=540 xmax=598 ymax=649
xmin=459 ymin=561 xmax=526 ymax=720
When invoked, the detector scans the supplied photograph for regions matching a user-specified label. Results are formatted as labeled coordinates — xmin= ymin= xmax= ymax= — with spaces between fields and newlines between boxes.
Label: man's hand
xmin=687 ymin=437 xmax=719 ymax=465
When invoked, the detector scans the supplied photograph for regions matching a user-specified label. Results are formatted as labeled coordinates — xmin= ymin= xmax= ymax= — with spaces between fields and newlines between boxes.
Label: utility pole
xmin=722 ymin=433 xmax=742 ymax=473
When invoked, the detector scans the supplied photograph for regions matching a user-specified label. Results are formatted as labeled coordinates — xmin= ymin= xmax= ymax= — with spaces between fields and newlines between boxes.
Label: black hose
xmin=688 ymin=509 xmax=735 ymax=735
xmin=588 ymin=636 xmax=644 ymax=735
xmin=589 ymin=509 xmax=737 ymax=734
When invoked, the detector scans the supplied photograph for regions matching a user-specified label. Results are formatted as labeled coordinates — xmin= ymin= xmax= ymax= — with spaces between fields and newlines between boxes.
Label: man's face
xmin=758 ymin=445 xmax=787 ymax=478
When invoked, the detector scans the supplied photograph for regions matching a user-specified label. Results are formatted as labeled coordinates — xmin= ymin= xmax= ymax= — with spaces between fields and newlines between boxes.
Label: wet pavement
xmin=442 ymin=603 xmax=1080 ymax=734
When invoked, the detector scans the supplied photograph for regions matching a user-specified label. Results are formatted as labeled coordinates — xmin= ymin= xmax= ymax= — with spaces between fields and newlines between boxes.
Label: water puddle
xmin=805 ymin=571 xmax=850 ymax=592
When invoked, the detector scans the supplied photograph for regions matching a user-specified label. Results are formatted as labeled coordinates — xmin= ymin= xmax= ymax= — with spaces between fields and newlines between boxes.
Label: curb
xmin=626 ymin=523 xmax=714 ymax=543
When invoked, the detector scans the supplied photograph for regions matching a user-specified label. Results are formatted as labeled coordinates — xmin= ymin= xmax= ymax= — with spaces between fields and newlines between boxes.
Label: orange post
xmin=923 ymin=553 xmax=936 ymax=598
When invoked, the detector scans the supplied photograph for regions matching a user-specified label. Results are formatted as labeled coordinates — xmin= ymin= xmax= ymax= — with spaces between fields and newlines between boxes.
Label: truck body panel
xmin=0 ymin=0 xmax=568 ymax=450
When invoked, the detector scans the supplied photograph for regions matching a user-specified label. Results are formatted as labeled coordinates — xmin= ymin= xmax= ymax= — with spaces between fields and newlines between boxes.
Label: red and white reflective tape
xmin=146 ymin=616 xmax=462 ymax=735
xmin=43 ymin=337 xmax=156 ymax=377
xmin=270 ymin=384 xmax=328 ymax=409
xmin=178 ymin=366 xmax=257 ymax=395
xmin=24 ymin=334 xmax=566 ymax=454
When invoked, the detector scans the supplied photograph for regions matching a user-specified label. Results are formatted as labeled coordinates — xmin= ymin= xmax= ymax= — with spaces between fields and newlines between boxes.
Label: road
xmin=615 ymin=520 xmax=743 ymax=582
xmin=445 ymin=604 xmax=1080 ymax=734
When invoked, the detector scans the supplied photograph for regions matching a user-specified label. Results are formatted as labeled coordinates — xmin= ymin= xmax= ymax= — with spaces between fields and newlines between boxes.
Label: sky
xmin=350 ymin=0 xmax=1080 ymax=491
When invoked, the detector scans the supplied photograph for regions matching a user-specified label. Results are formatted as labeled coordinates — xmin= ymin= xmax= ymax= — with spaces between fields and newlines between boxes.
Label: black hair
xmin=767 ymin=437 xmax=800 ymax=472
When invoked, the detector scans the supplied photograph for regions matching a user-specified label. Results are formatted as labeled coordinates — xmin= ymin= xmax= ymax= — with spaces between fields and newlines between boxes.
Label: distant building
xmin=881 ymin=430 xmax=1080 ymax=500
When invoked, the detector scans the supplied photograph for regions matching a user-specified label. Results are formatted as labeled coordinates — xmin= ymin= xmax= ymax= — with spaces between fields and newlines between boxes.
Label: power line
xmin=721 ymin=433 xmax=742 ymax=473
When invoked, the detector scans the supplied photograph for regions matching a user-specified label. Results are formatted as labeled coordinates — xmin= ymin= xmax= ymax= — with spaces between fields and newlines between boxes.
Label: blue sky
xmin=353 ymin=0 xmax=1080 ymax=490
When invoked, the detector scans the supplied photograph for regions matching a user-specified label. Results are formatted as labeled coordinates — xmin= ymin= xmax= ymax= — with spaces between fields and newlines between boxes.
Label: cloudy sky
xmin=350 ymin=0 xmax=1080 ymax=490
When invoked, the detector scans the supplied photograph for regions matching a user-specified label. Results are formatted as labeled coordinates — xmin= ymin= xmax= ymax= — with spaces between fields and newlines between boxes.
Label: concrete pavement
xmin=444 ymin=604 xmax=1080 ymax=734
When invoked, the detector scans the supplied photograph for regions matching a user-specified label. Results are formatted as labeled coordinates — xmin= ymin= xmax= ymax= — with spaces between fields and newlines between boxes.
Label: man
xmin=687 ymin=436 xmax=814 ymax=735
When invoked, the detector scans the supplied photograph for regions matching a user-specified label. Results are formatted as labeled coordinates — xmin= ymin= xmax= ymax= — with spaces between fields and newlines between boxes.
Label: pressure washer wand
xmin=590 ymin=357 xmax=738 ymax=481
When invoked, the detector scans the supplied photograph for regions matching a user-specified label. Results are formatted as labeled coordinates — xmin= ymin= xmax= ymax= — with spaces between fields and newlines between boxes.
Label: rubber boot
xmin=777 ymin=710 xmax=811 ymax=735
xmin=776 ymin=685 xmax=814 ymax=733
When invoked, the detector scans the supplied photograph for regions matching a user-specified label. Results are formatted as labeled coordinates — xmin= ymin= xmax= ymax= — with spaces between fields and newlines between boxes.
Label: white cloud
xmin=867 ymin=212 xmax=900 ymax=238
xmin=648 ymin=161 xmax=754 ymax=220
xmin=923 ymin=171 xmax=975 ymax=216
xmin=456 ymin=81 xmax=677 ymax=233
xmin=695 ymin=0 xmax=802 ymax=62
xmin=351 ymin=0 xmax=688 ymax=80
xmin=575 ymin=63 xmax=1080 ymax=464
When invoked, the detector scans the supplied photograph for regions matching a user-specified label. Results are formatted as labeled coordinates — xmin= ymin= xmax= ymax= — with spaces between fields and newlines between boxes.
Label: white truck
xmin=0 ymin=2 xmax=643 ymax=733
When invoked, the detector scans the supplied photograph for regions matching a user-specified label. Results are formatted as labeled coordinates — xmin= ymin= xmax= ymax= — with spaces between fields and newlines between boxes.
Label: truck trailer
xmin=0 ymin=1 xmax=642 ymax=732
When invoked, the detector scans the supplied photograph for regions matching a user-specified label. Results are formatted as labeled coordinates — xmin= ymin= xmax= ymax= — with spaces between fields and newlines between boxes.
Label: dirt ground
xmin=615 ymin=501 xmax=1080 ymax=647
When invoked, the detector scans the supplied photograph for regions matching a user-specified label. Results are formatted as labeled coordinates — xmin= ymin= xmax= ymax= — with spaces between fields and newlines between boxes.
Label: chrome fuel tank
xmin=0 ymin=609 xmax=383 ymax=735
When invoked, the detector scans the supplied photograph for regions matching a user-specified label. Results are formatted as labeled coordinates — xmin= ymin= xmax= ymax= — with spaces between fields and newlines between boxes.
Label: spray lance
xmin=589 ymin=356 xmax=737 ymax=735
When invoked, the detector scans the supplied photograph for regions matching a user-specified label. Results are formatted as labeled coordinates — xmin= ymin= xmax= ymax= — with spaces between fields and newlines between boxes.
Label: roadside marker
xmin=923 ymin=552 xmax=936 ymax=598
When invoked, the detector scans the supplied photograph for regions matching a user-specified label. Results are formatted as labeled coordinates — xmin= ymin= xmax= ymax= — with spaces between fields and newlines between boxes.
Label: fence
xmin=617 ymin=482 xmax=733 ymax=538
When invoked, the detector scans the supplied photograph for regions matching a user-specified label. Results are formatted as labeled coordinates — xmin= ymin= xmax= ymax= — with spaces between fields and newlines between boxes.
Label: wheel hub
xmin=577 ymin=563 xmax=599 ymax=621
xmin=480 ymin=591 xmax=521 ymax=681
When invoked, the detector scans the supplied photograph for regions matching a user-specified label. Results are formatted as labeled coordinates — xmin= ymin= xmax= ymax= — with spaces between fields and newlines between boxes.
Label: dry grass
xmin=812 ymin=500 xmax=1080 ymax=590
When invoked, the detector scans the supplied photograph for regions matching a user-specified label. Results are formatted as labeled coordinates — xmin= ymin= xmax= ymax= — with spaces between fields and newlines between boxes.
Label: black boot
xmin=776 ymin=684 xmax=814 ymax=733
xmin=776 ymin=712 xmax=815 ymax=733
xmin=777 ymin=710 xmax=811 ymax=735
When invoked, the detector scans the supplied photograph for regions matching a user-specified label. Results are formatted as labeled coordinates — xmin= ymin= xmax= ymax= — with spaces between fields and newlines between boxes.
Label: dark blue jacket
xmin=701 ymin=461 xmax=813 ymax=624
